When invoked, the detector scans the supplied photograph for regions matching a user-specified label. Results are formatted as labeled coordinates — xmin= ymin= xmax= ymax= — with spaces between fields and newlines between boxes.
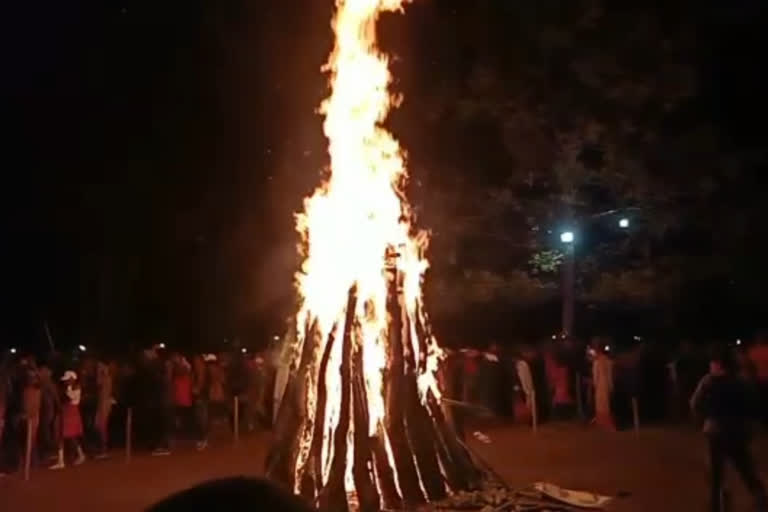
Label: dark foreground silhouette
xmin=146 ymin=477 xmax=315 ymax=512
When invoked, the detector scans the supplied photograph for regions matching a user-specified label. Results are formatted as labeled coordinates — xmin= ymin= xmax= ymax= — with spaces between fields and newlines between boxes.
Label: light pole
xmin=560 ymin=231 xmax=575 ymax=337
xmin=558 ymin=216 xmax=630 ymax=337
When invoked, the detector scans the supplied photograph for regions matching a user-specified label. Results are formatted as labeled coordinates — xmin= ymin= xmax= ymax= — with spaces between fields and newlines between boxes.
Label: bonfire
xmin=266 ymin=1 xmax=486 ymax=510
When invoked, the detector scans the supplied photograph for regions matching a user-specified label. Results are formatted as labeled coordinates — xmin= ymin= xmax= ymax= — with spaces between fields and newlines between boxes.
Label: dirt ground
xmin=2 ymin=424 xmax=767 ymax=511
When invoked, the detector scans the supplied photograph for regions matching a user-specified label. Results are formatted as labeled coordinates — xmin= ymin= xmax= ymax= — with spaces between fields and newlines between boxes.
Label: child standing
xmin=50 ymin=371 xmax=85 ymax=469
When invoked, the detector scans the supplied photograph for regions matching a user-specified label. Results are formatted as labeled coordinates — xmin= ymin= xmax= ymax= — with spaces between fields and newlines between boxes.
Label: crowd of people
xmin=0 ymin=343 xmax=271 ymax=475
xmin=440 ymin=334 xmax=768 ymax=512
xmin=3 ymin=333 xmax=768 ymax=510
xmin=440 ymin=335 xmax=768 ymax=433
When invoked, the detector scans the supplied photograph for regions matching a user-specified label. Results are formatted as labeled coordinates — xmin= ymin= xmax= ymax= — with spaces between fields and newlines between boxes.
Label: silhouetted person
xmin=691 ymin=347 xmax=767 ymax=512
xmin=146 ymin=477 xmax=315 ymax=512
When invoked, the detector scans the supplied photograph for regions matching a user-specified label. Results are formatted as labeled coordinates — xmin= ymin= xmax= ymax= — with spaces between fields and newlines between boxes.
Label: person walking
xmin=691 ymin=347 xmax=767 ymax=512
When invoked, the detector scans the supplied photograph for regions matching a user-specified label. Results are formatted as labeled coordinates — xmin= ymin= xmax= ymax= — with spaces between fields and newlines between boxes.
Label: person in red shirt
xmin=171 ymin=354 xmax=193 ymax=438
xmin=50 ymin=371 xmax=85 ymax=470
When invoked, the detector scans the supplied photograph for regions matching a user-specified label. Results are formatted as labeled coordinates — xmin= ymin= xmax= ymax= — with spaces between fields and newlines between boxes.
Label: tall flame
xmin=292 ymin=0 xmax=444 ymax=501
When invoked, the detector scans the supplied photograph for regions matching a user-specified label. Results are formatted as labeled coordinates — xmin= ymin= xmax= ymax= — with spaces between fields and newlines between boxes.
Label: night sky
xmin=2 ymin=1 xmax=767 ymax=352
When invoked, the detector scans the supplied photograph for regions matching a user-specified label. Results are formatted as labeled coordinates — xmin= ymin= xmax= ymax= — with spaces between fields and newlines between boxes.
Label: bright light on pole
xmin=78 ymin=344 xmax=87 ymax=352
xmin=619 ymin=218 xmax=630 ymax=229
xmin=560 ymin=231 xmax=574 ymax=243
xmin=10 ymin=347 xmax=17 ymax=354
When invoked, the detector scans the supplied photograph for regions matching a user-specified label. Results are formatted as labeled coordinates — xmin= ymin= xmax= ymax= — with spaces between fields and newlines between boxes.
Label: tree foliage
xmin=398 ymin=0 xmax=765 ymax=322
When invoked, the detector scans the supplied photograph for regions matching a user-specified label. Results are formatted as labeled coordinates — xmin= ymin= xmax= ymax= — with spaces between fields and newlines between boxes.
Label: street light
xmin=10 ymin=347 xmax=17 ymax=354
xmin=560 ymin=231 xmax=574 ymax=243
xmin=78 ymin=344 xmax=87 ymax=352
xmin=619 ymin=218 xmax=630 ymax=229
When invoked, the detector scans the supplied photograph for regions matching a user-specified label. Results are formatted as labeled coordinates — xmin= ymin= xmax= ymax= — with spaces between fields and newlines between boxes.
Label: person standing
xmin=21 ymin=367 xmax=42 ymax=466
xmin=592 ymin=345 xmax=615 ymax=431
xmin=94 ymin=361 xmax=113 ymax=458
xmin=38 ymin=365 xmax=61 ymax=461
xmin=50 ymin=371 xmax=86 ymax=469
xmin=171 ymin=354 xmax=193 ymax=437
xmin=0 ymin=358 xmax=10 ymax=460
xmin=548 ymin=352 xmax=575 ymax=420
xmin=245 ymin=355 xmax=266 ymax=432
xmin=691 ymin=347 xmax=767 ymax=512
xmin=748 ymin=333 xmax=768 ymax=426
xmin=207 ymin=356 xmax=227 ymax=432
xmin=515 ymin=348 xmax=536 ymax=425
xmin=192 ymin=354 xmax=210 ymax=451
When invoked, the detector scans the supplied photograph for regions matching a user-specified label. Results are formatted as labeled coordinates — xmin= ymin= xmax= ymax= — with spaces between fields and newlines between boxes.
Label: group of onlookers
xmin=439 ymin=334 xmax=768 ymax=433
xmin=5 ymin=333 xmax=768 ymax=512
xmin=0 ymin=344 xmax=271 ymax=475
xmin=440 ymin=334 xmax=768 ymax=512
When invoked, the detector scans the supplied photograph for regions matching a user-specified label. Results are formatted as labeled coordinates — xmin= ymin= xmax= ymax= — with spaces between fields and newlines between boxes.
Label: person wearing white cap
xmin=50 ymin=371 xmax=86 ymax=469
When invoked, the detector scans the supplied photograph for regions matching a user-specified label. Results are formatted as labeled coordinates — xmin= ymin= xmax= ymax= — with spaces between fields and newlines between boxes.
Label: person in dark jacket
xmin=691 ymin=346 xmax=767 ymax=512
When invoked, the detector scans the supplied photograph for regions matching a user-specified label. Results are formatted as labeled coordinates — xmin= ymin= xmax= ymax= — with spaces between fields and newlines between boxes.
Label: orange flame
xmin=293 ymin=0 xmax=443 ymax=501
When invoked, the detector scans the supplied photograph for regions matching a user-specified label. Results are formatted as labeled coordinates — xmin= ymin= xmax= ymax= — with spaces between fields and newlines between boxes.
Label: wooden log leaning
xmin=383 ymin=276 xmax=426 ymax=507
xmin=300 ymin=323 xmax=337 ymax=500
xmin=317 ymin=288 xmax=357 ymax=512
xmin=266 ymin=318 xmax=318 ymax=491
xmin=427 ymin=392 xmax=484 ymax=491
xmin=351 ymin=345 xmax=381 ymax=512
xmin=401 ymin=313 xmax=447 ymax=501
xmin=370 ymin=425 xmax=402 ymax=510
